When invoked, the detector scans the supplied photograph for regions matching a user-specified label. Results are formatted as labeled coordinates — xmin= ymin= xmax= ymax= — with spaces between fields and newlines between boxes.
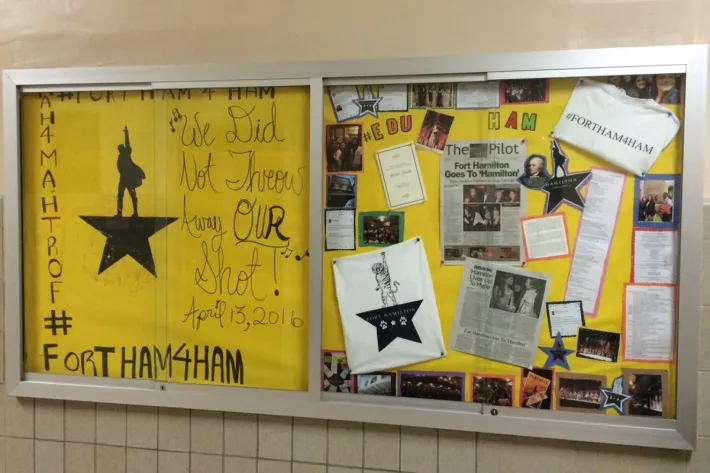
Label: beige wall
xmin=1 ymin=1 xmax=710 ymax=472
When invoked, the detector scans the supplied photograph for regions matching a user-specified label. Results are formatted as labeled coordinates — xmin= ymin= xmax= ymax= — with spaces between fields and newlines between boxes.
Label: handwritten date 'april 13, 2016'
xmin=172 ymin=98 xmax=309 ymax=333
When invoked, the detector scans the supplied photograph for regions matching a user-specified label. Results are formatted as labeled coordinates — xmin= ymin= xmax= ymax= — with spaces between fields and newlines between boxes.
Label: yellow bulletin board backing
xmin=4 ymin=45 xmax=706 ymax=450
xmin=21 ymin=86 xmax=311 ymax=390
xmin=322 ymin=78 xmax=680 ymax=417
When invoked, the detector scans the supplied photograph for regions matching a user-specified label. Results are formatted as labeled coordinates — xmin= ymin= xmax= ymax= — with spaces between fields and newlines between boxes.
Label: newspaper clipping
xmin=441 ymin=139 xmax=527 ymax=264
xmin=449 ymin=258 xmax=552 ymax=368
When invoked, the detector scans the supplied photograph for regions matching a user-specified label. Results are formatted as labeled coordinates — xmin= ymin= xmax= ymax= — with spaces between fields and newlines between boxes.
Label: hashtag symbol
xmin=565 ymin=113 xmax=573 ymax=119
xmin=44 ymin=310 xmax=73 ymax=335
xmin=363 ymin=132 xmax=372 ymax=142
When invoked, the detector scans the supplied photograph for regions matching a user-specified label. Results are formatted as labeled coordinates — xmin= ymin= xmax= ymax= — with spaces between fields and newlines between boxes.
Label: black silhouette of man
xmin=551 ymin=140 xmax=567 ymax=178
xmin=116 ymin=127 xmax=145 ymax=217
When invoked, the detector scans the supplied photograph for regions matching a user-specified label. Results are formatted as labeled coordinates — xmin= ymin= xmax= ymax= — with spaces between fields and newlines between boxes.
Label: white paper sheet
xmin=522 ymin=214 xmax=569 ymax=260
xmin=378 ymin=84 xmax=408 ymax=111
xmin=376 ymin=142 xmax=427 ymax=209
xmin=565 ymin=169 xmax=626 ymax=315
xmin=328 ymin=86 xmax=361 ymax=122
xmin=455 ymin=81 xmax=500 ymax=109
xmin=624 ymin=284 xmax=675 ymax=361
xmin=633 ymin=230 xmax=678 ymax=284
xmin=325 ymin=209 xmax=355 ymax=250
xmin=547 ymin=301 xmax=584 ymax=338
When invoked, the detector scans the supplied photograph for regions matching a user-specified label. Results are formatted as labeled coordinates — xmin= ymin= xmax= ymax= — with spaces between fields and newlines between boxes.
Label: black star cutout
xmin=80 ymin=216 xmax=177 ymax=277
xmin=356 ymin=300 xmax=423 ymax=351
xmin=353 ymin=96 xmax=382 ymax=118
xmin=541 ymin=171 xmax=591 ymax=214
xmin=600 ymin=388 xmax=632 ymax=414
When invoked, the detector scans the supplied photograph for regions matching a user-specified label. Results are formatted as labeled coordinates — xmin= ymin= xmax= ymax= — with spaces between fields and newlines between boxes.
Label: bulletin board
xmin=20 ymin=86 xmax=311 ymax=390
xmin=4 ymin=45 xmax=706 ymax=450
xmin=321 ymin=77 xmax=681 ymax=418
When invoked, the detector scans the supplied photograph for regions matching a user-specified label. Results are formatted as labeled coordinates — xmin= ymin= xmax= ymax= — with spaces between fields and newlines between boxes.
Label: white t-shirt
xmin=552 ymin=79 xmax=680 ymax=176
xmin=332 ymin=237 xmax=446 ymax=374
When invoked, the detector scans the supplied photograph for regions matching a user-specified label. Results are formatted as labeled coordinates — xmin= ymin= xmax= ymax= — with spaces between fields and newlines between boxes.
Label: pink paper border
xmin=563 ymin=167 xmax=627 ymax=318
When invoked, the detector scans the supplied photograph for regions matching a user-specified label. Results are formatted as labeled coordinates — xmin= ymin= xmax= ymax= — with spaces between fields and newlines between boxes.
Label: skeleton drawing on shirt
xmin=372 ymin=252 xmax=399 ymax=307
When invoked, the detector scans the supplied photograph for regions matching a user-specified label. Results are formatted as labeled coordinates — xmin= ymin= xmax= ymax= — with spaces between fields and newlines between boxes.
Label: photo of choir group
xmin=399 ymin=373 xmax=464 ymax=402
xmin=557 ymin=377 xmax=604 ymax=411
xmin=501 ymin=79 xmax=549 ymax=104
xmin=576 ymin=328 xmax=620 ymax=363
xmin=410 ymin=83 xmax=454 ymax=108
xmin=606 ymin=74 xmax=682 ymax=104
xmin=472 ymin=376 xmax=514 ymax=406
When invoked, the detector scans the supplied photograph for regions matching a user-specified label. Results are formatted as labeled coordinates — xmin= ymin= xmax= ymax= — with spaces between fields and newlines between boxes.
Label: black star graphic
xmin=356 ymin=300 xmax=423 ymax=351
xmin=600 ymin=388 xmax=632 ymax=414
xmin=353 ymin=96 xmax=382 ymax=118
xmin=80 ymin=216 xmax=177 ymax=276
xmin=541 ymin=171 xmax=591 ymax=214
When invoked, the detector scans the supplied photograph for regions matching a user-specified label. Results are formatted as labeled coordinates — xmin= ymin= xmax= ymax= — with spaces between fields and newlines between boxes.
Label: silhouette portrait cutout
xmin=80 ymin=127 xmax=176 ymax=277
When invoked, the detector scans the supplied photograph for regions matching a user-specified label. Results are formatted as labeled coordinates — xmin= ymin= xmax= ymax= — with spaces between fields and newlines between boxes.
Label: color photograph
xmin=325 ymin=124 xmax=363 ymax=172
xmin=359 ymin=212 xmax=404 ymax=247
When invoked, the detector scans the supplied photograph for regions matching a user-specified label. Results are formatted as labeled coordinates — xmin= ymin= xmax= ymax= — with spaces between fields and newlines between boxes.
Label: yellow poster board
xmin=322 ymin=77 xmax=680 ymax=417
xmin=22 ymin=87 xmax=311 ymax=390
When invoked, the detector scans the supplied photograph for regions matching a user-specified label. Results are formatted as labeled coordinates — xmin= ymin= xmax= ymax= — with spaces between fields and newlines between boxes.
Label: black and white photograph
xmin=489 ymin=270 xmax=547 ymax=318
xmin=605 ymin=75 xmax=681 ymax=104
xmin=322 ymin=350 xmax=352 ymax=393
xmin=326 ymin=174 xmax=356 ymax=209
xmin=399 ymin=372 xmax=465 ymax=402
xmin=353 ymin=372 xmax=397 ymax=396
xmin=501 ymin=79 xmax=549 ymax=104
xmin=415 ymin=110 xmax=454 ymax=153
xmin=409 ymin=83 xmax=454 ymax=109
xmin=576 ymin=327 xmax=620 ymax=363
xmin=325 ymin=124 xmax=363 ymax=172
xmin=471 ymin=375 xmax=514 ymax=406
xmin=555 ymin=374 xmax=606 ymax=413
xmin=463 ymin=204 xmax=501 ymax=232
xmin=462 ymin=184 xmax=520 ymax=205
xmin=623 ymin=369 xmax=667 ymax=417
xmin=359 ymin=212 xmax=404 ymax=247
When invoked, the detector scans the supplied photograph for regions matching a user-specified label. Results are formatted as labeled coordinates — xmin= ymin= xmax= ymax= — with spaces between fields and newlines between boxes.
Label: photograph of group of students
xmin=606 ymin=74 xmax=682 ymax=104
xmin=637 ymin=179 xmax=675 ymax=224
xmin=557 ymin=377 xmax=604 ymax=411
xmin=576 ymin=328 xmax=620 ymax=363
xmin=463 ymin=184 xmax=520 ymax=204
xmin=501 ymin=79 xmax=549 ymax=104
xmin=410 ymin=83 xmax=454 ymax=108
xmin=325 ymin=124 xmax=364 ymax=172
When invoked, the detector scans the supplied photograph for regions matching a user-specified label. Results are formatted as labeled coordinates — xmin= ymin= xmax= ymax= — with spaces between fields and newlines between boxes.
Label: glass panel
xmin=321 ymin=75 xmax=682 ymax=418
xmin=21 ymin=85 xmax=310 ymax=391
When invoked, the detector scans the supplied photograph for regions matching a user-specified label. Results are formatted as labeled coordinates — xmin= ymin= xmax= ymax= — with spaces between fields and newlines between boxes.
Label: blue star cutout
xmin=600 ymin=388 xmax=632 ymax=414
xmin=539 ymin=332 xmax=574 ymax=370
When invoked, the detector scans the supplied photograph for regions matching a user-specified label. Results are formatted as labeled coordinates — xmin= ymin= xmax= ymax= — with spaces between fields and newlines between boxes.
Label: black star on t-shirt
xmin=356 ymin=300 xmax=423 ymax=351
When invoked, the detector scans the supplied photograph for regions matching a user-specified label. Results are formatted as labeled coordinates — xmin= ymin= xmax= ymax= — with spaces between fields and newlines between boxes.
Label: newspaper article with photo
xmin=448 ymin=258 xmax=551 ymax=368
xmin=440 ymin=139 xmax=527 ymax=264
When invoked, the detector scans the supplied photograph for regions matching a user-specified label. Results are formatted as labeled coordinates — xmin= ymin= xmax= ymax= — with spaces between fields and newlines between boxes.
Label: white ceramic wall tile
xmin=327 ymin=467 xmax=363 ymax=473
xmin=158 ymin=451 xmax=189 ymax=473
xmin=65 ymin=402 xmax=96 ymax=443
xmin=190 ymin=410 xmax=223 ymax=455
xmin=0 ymin=437 xmax=5 ymax=473
xmin=257 ymin=460 xmax=290 ymax=473
xmin=690 ymin=437 xmax=710 ymax=473
xmin=477 ymin=434 xmax=578 ymax=473
xmin=224 ymin=456 xmax=256 ymax=473
xmin=257 ymin=415 xmax=292 ymax=461
xmin=293 ymin=462 xmax=326 ymax=473
xmin=96 ymin=445 xmax=126 ymax=473
xmin=698 ymin=372 xmax=710 ymax=437
xmin=438 ymin=430 xmax=476 ymax=473
xmin=65 ymin=442 xmax=95 ymax=473
xmin=5 ymin=437 xmax=34 ymax=473
xmin=190 ymin=453 xmax=223 ymax=473
xmin=327 ymin=421 xmax=363 ymax=467
xmin=96 ymin=404 xmax=127 ymax=446
xmin=574 ymin=442 xmax=687 ymax=473
xmin=127 ymin=405 xmax=158 ymax=449
xmin=400 ymin=427 xmax=437 ymax=473
xmin=293 ymin=418 xmax=327 ymax=464
xmin=127 ymin=448 xmax=158 ymax=473
xmin=158 ymin=407 xmax=190 ymax=452
xmin=703 ymin=240 xmax=710 ymax=306
xmin=0 ymin=389 xmax=6 ymax=438
xmin=363 ymin=424 xmax=399 ymax=471
xmin=35 ymin=440 xmax=63 ymax=473
xmin=5 ymin=394 xmax=34 ymax=438
xmin=700 ymin=307 xmax=710 ymax=372
xmin=34 ymin=399 xmax=64 ymax=441
xmin=224 ymin=413 xmax=257 ymax=457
